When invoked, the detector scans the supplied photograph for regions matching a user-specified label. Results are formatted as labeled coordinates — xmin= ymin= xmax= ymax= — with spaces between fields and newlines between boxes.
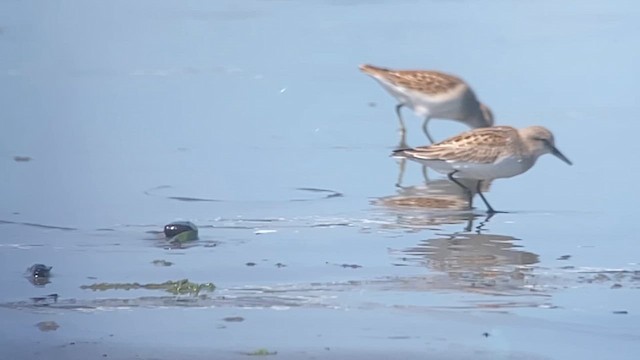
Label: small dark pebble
xmin=246 ymin=262 xmax=256 ymax=267
xmin=36 ymin=321 xmax=60 ymax=332
xmin=611 ymin=283 xmax=623 ymax=289
xmin=557 ymin=255 xmax=571 ymax=260
xmin=341 ymin=264 xmax=362 ymax=269
xmin=102 ymin=354 xmax=108 ymax=357
xmin=613 ymin=311 xmax=628 ymax=315
xmin=223 ymin=316 xmax=245 ymax=322
xmin=151 ymin=259 xmax=173 ymax=267
xmin=482 ymin=332 xmax=490 ymax=338
xmin=275 ymin=263 xmax=287 ymax=268
xmin=13 ymin=155 xmax=32 ymax=162
xmin=163 ymin=221 xmax=198 ymax=238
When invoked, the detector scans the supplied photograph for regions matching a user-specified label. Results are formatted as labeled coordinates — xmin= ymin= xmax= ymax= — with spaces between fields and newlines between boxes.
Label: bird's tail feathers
xmin=359 ymin=64 xmax=390 ymax=75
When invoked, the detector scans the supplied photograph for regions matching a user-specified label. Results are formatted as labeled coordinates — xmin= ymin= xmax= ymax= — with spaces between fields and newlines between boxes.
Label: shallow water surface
xmin=2 ymin=0 xmax=640 ymax=359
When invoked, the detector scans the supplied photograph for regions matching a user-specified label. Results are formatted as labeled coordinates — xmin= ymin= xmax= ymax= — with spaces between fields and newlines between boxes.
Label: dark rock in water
xmin=27 ymin=264 xmax=52 ymax=286
xmin=29 ymin=264 xmax=52 ymax=278
xmin=164 ymin=221 xmax=198 ymax=238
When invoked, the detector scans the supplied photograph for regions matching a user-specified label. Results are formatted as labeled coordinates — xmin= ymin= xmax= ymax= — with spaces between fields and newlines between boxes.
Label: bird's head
xmin=521 ymin=126 xmax=572 ymax=165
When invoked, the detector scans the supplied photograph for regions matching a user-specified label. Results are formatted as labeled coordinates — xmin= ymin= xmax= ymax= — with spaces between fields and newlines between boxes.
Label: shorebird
xmin=392 ymin=126 xmax=572 ymax=213
xmin=360 ymin=64 xmax=494 ymax=147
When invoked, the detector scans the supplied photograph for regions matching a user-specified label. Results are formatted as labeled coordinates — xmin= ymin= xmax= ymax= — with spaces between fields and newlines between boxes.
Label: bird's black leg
xmin=395 ymin=158 xmax=406 ymax=188
xmin=395 ymin=104 xmax=408 ymax=148
xmin=476 ymin=180 xmax=504 ymax=214
xmin=447 ymin=171 xmax=473 ymax=209
xmin=421 ymin=165 xmax=430 ymax=183
xmin=422 ymin=116 xmax=434 ymax=144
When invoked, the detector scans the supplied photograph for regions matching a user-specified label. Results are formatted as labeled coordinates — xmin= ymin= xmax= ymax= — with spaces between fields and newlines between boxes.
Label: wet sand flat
xmin=2 ymin=0 xmax=640 ymax=359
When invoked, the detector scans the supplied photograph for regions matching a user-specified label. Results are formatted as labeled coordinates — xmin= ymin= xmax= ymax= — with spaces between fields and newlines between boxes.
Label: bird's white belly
xmin=375 ymin=79 xmax=414 ymax=105
xmin=425 ymin=156 xmax=534 ymax=180
xmin=373 ymin=77 xmax=469 ymax=120
xmin=409 ymin=90 xmax=466 ymax=119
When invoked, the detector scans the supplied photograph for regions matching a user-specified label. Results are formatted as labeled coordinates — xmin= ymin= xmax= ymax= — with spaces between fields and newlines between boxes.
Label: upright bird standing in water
xmin=360 ymin=64 xmax=494 ymax=148
xmin=393 ymin=126 xmax=572 ymax=213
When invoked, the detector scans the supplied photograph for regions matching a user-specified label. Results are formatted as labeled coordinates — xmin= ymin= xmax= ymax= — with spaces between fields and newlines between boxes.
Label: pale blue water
xmin=2 ymin=0 xmax=640 ymax=359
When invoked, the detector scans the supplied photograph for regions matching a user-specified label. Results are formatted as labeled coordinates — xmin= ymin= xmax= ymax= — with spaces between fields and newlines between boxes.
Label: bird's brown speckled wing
xmin=399 ymin=126 xmax=520 ymax=164
xmin=360 ymin=64 xmax=464 ymax=95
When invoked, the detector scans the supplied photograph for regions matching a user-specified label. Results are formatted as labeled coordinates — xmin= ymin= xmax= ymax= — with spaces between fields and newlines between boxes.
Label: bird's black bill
xmin=551 ymin=146 xmax=572 ymax=165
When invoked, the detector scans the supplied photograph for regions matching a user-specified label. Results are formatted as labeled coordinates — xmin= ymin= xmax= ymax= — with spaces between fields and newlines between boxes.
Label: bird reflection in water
xmin=401 ymin=221 xmax=540 ymax=295
xmin=374 ymin=176 xmax=492 ymax=230
xmin=374 ymin=175 xmax=541 ymax=298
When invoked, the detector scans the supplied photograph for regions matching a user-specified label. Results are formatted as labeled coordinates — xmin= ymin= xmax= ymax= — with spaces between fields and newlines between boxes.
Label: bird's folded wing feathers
xmin=360 ymin=65 xmax=464 ymax=94
xmin=400 ymin=127 xmax=519 ymax=164
xmin=384 ymin=71 xmax=463 ymax=94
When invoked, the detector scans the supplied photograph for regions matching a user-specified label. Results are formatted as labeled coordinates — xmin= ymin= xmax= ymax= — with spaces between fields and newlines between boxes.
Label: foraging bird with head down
xmin=360 ymin=64 xmax=494 ymax=147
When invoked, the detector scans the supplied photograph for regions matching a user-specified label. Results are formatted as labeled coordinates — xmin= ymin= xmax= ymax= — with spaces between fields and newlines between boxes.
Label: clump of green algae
xmin=80 ymin=279 xmax=215 ymax=295
xmin=246 ymin=349 xmax=277 ymax=356
xmin=170 ymin=229 xmax=198 ymax=243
